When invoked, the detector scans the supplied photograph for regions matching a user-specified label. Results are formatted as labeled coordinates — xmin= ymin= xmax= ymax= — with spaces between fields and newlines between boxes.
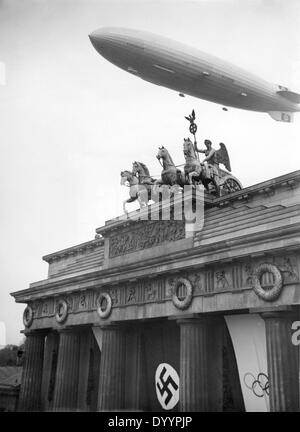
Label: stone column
xmin=97 ymin=324 xmax=125 ymax=411
xmin=77 ymin=329 xmax=91 ymax=411
xmin=206 ymin=317 xmax=224 ymax=411
xmin=76 ymin=328 xmax=102 ymax=412
xmin=262 ymin=311 xmax=299 ymax=412
xmin=177 ymin=316 xmax=224 ymax=412
xmin=18 ymin=331 xmax=46 ymax=412
xmin=86 ymin=333 xmax=101 ymax=411
xmin=178 ymin=318 xmax=208 ymax=412
xmin=125 ymin=326 xmax=143 ymax=411
xmin=41 ymin=331 xmax=59 ymax=411
xmin=52 ymin=328 xmax=80 ymax=411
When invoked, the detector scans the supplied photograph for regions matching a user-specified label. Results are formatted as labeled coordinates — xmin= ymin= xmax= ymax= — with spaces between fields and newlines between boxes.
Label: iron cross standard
xmin=185 ymin=109 xmax=200 ymax=163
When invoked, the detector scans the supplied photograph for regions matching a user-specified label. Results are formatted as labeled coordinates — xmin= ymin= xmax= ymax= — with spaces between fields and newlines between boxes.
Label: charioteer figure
xmin=194 ymin=139 xmax=220 ymax=180
xmin=183 ymin=109 xmax=242 ymax=195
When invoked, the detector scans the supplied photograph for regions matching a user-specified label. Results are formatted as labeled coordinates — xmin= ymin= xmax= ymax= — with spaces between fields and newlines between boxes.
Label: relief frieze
xmin=216 ymin=270 xmax=230 ymax=291
xmin=126 ymin=286 xmax=137 ymax=304
xmin=109 ymin=220 xmax=185 ymax=258
xmin=188 ymin=273 xmax=203 ymax=294
xmin=278 ymin=257 xmax=298 ymax=282
xmin=78 ymin=293 xmax=87 ymax=310
xmin=109 ymin=288 xmax=120 ymax=306
xmin=28 ymin=254 xmax=299 ymax=321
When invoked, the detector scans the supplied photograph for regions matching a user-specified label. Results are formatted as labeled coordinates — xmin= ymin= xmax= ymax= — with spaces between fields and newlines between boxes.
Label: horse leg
xmin=138 ymin=185 xmax=151 ymax=208
xmin=123 ymin=199 xmax=128 ymax=214
xmin=153 ymin=179 xmax=165 ymax=202
xmin=184 ymin=172 xmax=190 ymax=186
xmin=170 ymin=184 xmax=181 ymax=195
xmin=123 ymin=197 xmax=137 ymax=214
xmin=153 ymin=179 xmax=162 ymax=195
xmin=137 ymin=193 xmax=146 ymax=209
xmin=188 ymin=171 xmax=199 ymax=186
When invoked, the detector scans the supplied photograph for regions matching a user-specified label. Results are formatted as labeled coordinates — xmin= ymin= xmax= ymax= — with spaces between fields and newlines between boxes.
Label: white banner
xmin=225 ymin=314 xmax=270 ymax=412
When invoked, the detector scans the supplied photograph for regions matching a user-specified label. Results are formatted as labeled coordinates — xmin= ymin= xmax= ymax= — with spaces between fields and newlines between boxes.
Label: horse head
xmin=183 ymin=137 xmax=196 ymax=160
xmin=132 ymin=161 xmax=141 ymax=176
xmin=132 ymin=161 xmax=150 ymax=177
xmin=120 ymin=170 xmax=134 ymax=186
xmin=156 ymin=146 xmax=170 ymax=162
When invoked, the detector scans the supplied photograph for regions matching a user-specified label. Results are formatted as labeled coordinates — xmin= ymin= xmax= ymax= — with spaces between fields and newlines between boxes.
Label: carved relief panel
xmin=109 ymin=220 xmax=185 ymax=258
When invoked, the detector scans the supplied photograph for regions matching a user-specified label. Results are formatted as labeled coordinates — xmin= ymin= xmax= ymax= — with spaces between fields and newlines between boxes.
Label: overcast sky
xmin=0 ymin=0 xmax=300 ymax=344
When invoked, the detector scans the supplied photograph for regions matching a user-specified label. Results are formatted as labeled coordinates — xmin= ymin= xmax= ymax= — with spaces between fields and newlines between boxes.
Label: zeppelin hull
xmin=89 ymin=27 xmax=300 ymax=121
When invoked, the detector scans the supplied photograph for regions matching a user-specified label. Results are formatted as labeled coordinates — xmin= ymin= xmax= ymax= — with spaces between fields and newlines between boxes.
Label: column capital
xmin=261 ymin=310 xmax=298 ymax=320
xmin=177 ymin=317 xmax=206 ymax=325
xmin=169 ymin=313 xmax=200 ymax=321
xmin=55 ymin=327 xmax=74 ymax=334
xmin=55 ymin=325 xmax=90 ymax=334
xmin=97 ymin=322 xmax=125 ymax=331
xmin=23 ymin=329 xmax=48 ymax=337
xmin=177 ymin=314 xmax=221 ymax=325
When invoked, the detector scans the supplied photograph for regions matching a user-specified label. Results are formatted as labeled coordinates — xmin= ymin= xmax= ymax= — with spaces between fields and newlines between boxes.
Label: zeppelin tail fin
xmin=277 ymin=90 xmax=300 ymax=104
xmin=268 ymin=111 xmax=294 ymax=122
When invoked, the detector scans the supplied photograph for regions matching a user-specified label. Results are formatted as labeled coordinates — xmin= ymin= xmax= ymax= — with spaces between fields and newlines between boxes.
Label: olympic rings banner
xmin=225 ymin=314 xmax=270 ymax=412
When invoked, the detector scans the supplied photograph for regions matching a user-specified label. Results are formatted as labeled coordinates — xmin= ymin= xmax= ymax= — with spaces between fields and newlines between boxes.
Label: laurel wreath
xmin=23 ymin=305 xmax=34 ymax=328
xmin=172 ymin=278 xmax=193 ymax=310
xmin=252 ymin=263 xmax=283 ymax=301
xmin=55 ymin=299 xmax=68 ymax=324
xmin=96 ymin=292 xmax=112 ymax=319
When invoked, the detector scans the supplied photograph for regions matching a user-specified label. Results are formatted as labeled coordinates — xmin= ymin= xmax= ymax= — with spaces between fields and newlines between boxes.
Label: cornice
xmin=42 ymin=237 xmax=104 ymax=264
xmin=11 ymin=222 xmax=300 ymax=303
xmin=211 ymin=169 xmax=300 ymax=208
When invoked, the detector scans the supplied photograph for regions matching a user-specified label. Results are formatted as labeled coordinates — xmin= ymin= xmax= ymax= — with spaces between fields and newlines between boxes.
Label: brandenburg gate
xmin=11 ymin=167 xmax=300 ymax=411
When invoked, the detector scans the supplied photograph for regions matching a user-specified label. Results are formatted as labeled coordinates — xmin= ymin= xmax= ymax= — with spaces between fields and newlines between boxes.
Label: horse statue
xmin=183 ymin=137 xmax=220 ymax=195
xmin=120 ymin=162 xmax=159 ymax=213
xmin=132 ymin=161 xmax=156 ymax=186
xmin=155 ymin=146 xmax=186 ymax=191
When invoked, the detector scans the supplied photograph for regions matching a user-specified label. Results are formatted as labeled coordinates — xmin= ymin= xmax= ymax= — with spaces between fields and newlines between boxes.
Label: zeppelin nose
xmin=89 ymin=28 xmax=109 ymax=53
xmin=89 ymin=27 xmax=121 ymax=59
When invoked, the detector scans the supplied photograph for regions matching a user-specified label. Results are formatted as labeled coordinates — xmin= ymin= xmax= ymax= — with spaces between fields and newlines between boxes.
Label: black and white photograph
xmin=0 ymin=0 xmax=300 ymax=417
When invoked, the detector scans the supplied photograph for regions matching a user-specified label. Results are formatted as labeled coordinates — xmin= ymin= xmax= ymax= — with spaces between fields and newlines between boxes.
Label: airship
xmin=89 ymin=27 xmax=300 ymax=122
